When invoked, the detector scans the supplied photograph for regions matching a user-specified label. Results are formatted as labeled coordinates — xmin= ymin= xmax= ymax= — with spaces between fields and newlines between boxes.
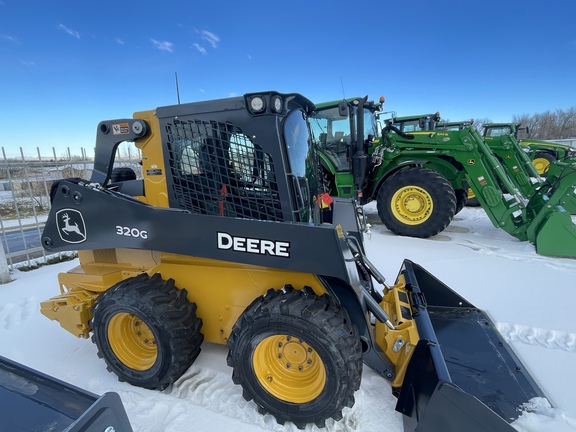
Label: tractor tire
xmin=466 ymin=188 xmax=481 ymax=207
xmin=376 ymin=168 xmax=456 ymax=238
xmin=91 ymin=273 xmax=203 ymax=390
xmin=454 ymin=188 xmax=468 ymax=214
xmin=110 ymin=166 xmax=137 ymax=182
xmin=226 ymin=286 xmax=362 ymax=429
xmin=532 ymin=152 xmax=555 ymax=177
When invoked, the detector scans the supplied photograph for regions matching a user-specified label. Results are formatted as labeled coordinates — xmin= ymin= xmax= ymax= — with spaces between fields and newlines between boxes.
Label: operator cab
xmin=310 ymin=98 xmax=380 ymax=172
xmin=387 ymin=113 xmax=441 ymax=133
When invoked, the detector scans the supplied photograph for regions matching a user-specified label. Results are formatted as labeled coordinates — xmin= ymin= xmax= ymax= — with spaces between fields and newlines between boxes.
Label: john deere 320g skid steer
xmin=40 ymin=92 xmax=546 ymax=431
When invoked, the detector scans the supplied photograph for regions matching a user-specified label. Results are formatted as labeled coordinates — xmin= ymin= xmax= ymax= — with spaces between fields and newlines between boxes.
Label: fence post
xmin=0 ymin=242 xmax=11 ymax=283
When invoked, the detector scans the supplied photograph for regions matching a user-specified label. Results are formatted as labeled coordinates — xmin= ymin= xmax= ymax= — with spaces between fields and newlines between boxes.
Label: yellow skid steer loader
xmin=40 ymin=92 xmax=545 ymax=431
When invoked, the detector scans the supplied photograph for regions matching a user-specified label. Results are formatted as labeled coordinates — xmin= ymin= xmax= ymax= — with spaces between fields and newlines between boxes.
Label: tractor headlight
xmin=272 ymin=95 xmax=283 ymax=113
xmin=249 ymin=96 xmax=266 ymax=113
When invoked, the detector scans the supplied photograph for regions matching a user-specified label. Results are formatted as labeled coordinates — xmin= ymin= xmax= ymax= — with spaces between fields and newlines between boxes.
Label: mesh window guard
xmin=165 ymin=119 xmax=282 ymax=221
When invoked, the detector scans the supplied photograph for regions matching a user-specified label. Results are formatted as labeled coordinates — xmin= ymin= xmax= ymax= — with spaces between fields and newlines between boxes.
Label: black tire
xmin=320 ymin=166 xmax=336 ymax=195
xmin=226 ymin=286 xmax=362 ymax=429
xmin=466 ymin=188 xmax=481 ymax=207
xmin=111 ymin=166 xmax=137 ymax=182
xmin=91 ymin=273 xmax=203 ymax=390
xmin=454 ymin=188 xmax=468 ymax=214
xmin=376 ymin=167 xmax=456 ymax=238
xmin=532 ymin=152 xmax=555 ymax=177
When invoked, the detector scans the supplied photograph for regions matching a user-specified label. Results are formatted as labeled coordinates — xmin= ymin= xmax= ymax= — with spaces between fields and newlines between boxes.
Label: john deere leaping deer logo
xmin=56 ymin=209 xmax=87 ymax=244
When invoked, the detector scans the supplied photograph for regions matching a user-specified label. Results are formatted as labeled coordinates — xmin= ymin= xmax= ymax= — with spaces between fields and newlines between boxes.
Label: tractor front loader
xmin=482 ymin=122 xmax=576 ymax=214
xmin=40 ymin=92 xmax=545 ymax=431
xmin=484 ymin=122 xmax=576 ymax=176
xmin=382 ymin=116 xmax=576 ymax=257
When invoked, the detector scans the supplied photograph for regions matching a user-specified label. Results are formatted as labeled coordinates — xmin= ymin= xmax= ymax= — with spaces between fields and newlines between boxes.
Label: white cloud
xmin=58 ymin=24 xmax=80 ymax=39
xmin=0 ymin=34 xmax=17 ymax=43
xmin=193 ymin=43 xmax=207 ymax=55
xmin=19 ymin=59 xmax=36 ymax=67
xmin=247 ymin=54 xmax=252 ymax=60
xmin=150 ymin=38 xmax=174 ymax=53
xmin=201 ymin=31 xmax=220 ymax=49
xmin=115 ymin=38 xmax=124 ymax=45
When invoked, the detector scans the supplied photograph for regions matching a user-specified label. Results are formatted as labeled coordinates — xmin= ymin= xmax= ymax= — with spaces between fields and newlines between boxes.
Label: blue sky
xmin=1 ymin=0 xmax=575 ymax=157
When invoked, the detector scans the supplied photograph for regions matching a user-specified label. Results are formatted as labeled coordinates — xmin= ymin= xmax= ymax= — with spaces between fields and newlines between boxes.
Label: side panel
xmin=41 ymin=181 xmax=353 ymax=283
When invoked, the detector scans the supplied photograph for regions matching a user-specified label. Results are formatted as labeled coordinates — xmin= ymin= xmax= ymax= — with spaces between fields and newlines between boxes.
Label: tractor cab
xmin=387 ymin=113 xmax=442 ymax=133
xmin=309 ymin=97 xmax=381 ymax=173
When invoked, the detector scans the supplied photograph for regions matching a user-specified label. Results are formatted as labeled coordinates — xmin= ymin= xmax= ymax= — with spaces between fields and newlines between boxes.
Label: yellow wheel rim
xmin=468 ymin=188 xmax=476 ymax=200
xmin=391 ymin=185 xmax=433 ymax=225
xmin=108 ymin=313 xmax=157 ymax=371
xmin=532 ymin=158 xmax=550 ymax=175
xmin=252 ymin=335 xmax=326 ymax=403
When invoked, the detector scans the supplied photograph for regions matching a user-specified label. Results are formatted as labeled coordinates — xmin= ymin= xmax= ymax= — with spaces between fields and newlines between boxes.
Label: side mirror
xmin=338 ymin=101 xmax=348 ymax=118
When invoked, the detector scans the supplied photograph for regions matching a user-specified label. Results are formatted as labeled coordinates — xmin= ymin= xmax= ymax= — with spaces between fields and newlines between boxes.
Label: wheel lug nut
xmin=286 ymin=363 xmax=291 ymax=368
xmin=278 ymin=354 xmax=283 ymax=359
xmin=298 ymin=366 xmax=303 ymax=371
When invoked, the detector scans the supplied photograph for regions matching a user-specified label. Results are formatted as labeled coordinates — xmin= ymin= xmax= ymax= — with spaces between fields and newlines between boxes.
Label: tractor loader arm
xmin=42 ymin=180 xmax=355 ymax=283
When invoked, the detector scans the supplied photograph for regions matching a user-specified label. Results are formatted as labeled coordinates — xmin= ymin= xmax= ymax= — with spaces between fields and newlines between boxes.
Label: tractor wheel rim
xmin=252 ymin=334 xmax=326 ymax=403
xmin=532 ymin=158 xmax=550 ymax=175
xmin=391 ymin=186 xmax=433 ymax=225
xmin=468 ymin=188 xmax=476 ymax=200
xmin=108 ymin=313 xmax=157 ymax=371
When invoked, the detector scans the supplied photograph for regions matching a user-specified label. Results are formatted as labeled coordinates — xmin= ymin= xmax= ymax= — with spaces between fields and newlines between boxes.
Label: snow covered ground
xmin=1 ymin=204 xmax=575 ymax=432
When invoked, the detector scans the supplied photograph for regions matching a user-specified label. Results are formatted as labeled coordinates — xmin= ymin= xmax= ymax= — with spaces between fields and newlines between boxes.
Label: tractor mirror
xmin=338 ymin=101 xmax=348 ymax=117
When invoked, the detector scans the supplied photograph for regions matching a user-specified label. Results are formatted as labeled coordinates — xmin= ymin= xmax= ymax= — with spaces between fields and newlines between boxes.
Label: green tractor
xmin=311 ymin=99 xmax=460 ymax=238
xmin=438 ymin=120 xmax=544 ymax=206
xmin=484 ymin=123 xmax=576 ymax=176
xmin=312 ymin=98 xmax=576 ymax=257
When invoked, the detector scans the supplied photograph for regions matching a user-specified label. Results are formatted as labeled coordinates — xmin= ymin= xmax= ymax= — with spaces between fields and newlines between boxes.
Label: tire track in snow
xmin=497 ymin=322 xmax=576 ymax=352
xmin=0 ymin=296 xmax=37 ymax=330
xmin=160 ymin=364 xmax=373 ymax=431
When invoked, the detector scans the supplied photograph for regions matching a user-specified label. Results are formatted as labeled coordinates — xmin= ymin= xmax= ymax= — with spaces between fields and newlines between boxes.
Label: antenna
xmin=340 ymin=77 xmax=346 ymax=99
xmin=175 ymin=72 xmax=181 ymax=104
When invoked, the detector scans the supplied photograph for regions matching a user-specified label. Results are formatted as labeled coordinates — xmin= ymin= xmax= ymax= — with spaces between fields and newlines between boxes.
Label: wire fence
xmin=0 ymin=146 xmax=140 ymax=280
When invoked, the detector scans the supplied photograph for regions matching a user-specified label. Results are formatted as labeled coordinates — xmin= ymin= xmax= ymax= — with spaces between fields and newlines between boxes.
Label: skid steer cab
xmin=41 ymin=91 xmax=546 ymax=431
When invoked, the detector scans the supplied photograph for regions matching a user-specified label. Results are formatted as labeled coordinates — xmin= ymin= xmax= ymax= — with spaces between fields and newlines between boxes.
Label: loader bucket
xmin=0 ymin=354 xmax=133 ymax=432
xmin=396 ymin=260 xmax=546 ymax=432
xmin=532 ymin=208 xmax=576 ymax=257
xmin=524 ymin=162 xmax=576 ymax=257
